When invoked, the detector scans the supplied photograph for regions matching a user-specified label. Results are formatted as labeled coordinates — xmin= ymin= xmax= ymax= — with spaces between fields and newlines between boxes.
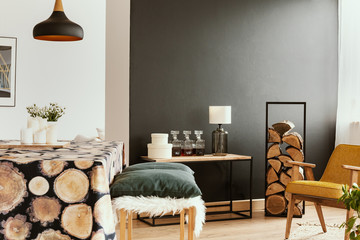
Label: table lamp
xmin=209 ymin=106 xmax=231 ymax=156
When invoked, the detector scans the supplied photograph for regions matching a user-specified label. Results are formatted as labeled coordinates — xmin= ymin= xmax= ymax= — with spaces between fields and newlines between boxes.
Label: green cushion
xmin=110 ymin=169 xmax=201 ymax=198
xmin=123 ymin=162 xmax=194 ymax=175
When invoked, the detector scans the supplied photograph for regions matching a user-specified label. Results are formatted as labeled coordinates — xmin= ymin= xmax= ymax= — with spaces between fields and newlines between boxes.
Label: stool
xmin=116 ymin=198 xmax=197 ymax=240
xmin=110 ymin=162 xmax=205 ymax=240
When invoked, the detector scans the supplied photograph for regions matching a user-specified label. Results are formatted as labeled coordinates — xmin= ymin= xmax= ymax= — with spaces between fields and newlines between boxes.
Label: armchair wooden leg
xmin=128 ymin=211 xmax=133 ymax=240
xmin=314 ymin=203 xmax=327 ymax=233
xmin=345 ymin=208 xmax=354 ymax=240
xmin=188 ymin=207 xmax=196 ymax=240
xmin=180 ymin=210 xmax=185 ymax=240
xmin=285 ymin=194 xmax=296 ymax=239
xmin=118 ymin=209 xmax=127 ymax=240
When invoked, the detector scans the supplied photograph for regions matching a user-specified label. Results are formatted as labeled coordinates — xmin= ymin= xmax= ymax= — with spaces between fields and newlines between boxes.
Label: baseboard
xmin=205 ymin=198 xmax=314 ymax=213
xmin=205 ymin=198 xmax=265 ymax=212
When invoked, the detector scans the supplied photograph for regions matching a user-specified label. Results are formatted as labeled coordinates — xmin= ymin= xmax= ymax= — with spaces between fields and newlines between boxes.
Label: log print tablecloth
xmin=0 ymin=141 xmax=123 ymax=240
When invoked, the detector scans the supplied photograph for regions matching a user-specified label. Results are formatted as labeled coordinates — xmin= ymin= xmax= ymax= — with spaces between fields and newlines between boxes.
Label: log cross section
xmin=266 ymin=121 xmax=304 ymax=216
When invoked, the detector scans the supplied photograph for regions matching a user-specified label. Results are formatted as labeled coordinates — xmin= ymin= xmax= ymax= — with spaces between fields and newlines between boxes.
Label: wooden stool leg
xmin=128 ymin=211 xmax=133 ymax=240
xmin=119 ymin=209 xmax=127 ymax=240
xmin=188 ymin=207 xmax=195 ymax=240
xmin=345 ymin=208 xmax=354 ymax=240
xmin=285 ymin=194 xmax=296 ymax=239
xmin=180 ymin=210 xmax=185 ymax=240
xmin=314 ymin=203 xmax=327 ymax=233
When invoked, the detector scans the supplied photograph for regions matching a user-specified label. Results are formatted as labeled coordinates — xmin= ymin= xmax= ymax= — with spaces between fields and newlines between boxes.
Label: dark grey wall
xmin=130 ymin=0 xmax=338 ymax=200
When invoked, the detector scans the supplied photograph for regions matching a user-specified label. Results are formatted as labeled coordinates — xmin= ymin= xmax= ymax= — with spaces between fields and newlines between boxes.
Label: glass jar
xmin=183 ymin=130 xmax=193 ymax=156
xmin=170 ymin=130 xmax=182 ymax=156
xmin=195 ymin=130 xmax=205 ymax=156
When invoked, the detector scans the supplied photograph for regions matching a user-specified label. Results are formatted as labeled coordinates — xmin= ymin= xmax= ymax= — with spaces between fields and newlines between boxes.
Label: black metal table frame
xmin=137 ymin=157 xmax=253 ymax=227
xmin=265 ymin=101 xmax=306 ymax=217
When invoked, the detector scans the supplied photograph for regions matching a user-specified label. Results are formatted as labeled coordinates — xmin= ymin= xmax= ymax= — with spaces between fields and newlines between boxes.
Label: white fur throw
xmin=112 ymin=196 xmax=206 ymax=237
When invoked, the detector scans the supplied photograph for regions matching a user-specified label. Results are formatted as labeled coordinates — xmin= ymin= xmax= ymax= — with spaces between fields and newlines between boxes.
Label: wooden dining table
xmin=0 ymin=140 xmax=124 ymax=240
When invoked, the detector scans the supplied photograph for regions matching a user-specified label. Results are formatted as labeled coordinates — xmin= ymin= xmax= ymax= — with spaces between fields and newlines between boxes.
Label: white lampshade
xmin=209 ymin=106 xmax=232 ymax=124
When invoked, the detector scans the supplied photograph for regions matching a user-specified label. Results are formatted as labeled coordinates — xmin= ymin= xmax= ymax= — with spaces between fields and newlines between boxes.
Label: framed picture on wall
xmin=0 ymin=37 xmax=17 ymax=107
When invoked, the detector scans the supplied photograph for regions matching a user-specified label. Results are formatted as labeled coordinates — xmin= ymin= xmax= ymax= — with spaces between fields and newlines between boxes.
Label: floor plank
xmin=116 ymin=205 xmax=346 ymax=239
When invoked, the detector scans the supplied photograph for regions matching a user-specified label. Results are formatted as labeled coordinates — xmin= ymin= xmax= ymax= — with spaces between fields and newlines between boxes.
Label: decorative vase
xmin=38 ymin=117 xmax=48 ymax=130
xmin=46 ymin=121 xmax=58 ymax=144
xmin=27 ymin=117 xmax=39 ymax=133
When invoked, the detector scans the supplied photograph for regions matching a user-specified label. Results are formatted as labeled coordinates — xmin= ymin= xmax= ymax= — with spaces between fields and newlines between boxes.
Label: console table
xmin=141 ymin=154 xmax=253 ymax=225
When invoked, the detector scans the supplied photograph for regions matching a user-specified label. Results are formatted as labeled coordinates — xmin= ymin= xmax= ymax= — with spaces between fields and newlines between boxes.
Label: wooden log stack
xmin=265 ymin=121 xmax=304 ymax=216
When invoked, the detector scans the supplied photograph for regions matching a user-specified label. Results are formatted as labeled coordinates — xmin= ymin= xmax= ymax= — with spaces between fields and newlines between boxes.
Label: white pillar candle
xmin=27 ymin=117 xmax=40 ymax=132
xmin=20 ymin=128 xmax=33 ymax=144
xmin=34 ymin=129 xmax=46 ymax=144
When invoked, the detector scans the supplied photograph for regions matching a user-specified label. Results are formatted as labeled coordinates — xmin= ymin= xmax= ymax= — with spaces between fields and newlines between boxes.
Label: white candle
xmin=34 ymin=129 xmax=46 ymax=144
xmin=21 ymin=128 xmax=33 ymax=144
xmin=27 ymin=117 xmax=39 ymax=132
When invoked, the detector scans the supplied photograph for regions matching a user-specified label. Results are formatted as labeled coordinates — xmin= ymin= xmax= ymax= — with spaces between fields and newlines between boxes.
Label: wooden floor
xmin=116 ymin=204 xmax=346 ymax=240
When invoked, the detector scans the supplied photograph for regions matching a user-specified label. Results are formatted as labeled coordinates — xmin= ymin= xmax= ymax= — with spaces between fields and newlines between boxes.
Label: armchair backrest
xmin=320 ymin=144 xmax=360 ymax=184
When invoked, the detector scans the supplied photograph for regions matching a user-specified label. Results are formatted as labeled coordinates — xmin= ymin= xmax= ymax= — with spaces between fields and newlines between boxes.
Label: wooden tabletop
xmin=141 ymin=154 xmax=252 ymax=163
xmin=0 ymin=141 xmax=70 ymax=149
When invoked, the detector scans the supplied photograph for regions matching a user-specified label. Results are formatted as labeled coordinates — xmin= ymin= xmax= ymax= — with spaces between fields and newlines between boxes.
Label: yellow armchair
xmin=285 ymin=144 xmax=360 ymax=240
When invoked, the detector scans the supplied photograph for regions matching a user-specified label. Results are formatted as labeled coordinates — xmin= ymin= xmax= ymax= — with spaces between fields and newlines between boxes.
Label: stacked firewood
xmin=265 ymin=121 xmax=304 ymax=216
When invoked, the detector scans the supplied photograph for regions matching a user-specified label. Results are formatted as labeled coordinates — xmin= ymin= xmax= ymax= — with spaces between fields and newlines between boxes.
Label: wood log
xmin=266 ymin=195 xmax=286 ymax=215
xmin=91 ymin=230 xmax=105 ymax=240
xmin=286 ymin=147 xmax=304 ymax=162
xmin=268 ymin=159 xmax=282 ymax=173
xmin=61 ymin=203 xmax=93 ymax=239
xmin=40 ymin=160 xmax=65 ymax=177
xmin=266 ymin=182 xmax=285 ymax=196
xmin=272 ymin=120 xmax=295 ymax=136
xmin=267 ymin=143 xmax=281 ymax=159
xmin=278 ymin=155 xmax=292 ymax=167
xmin=30 ymin=197 xmax=61 ymax=226
xmin=282 ymin=132 xmax=303 ymax=149
xmin=54 ymin=169 xmax=89 ymax=203
xmin=94 ymin=195 xmax=115 ymax=234
xmin=1 ymin=214 xmax=32 ymax=240
xmin=28 ymin=176 xmax=49 ymax=196
xmin=34 ymin=229 xmax=71 ymax=240
xmin=266 ymin=167 xmax=279 ymax=185
xmin=90 ymin=166 xmax=109 ymax=193
xmin=286 ymin=168 xmax=304 ymax=181
xmin=12 ymin=158 xmax=39 ymax=164
xmin=75 ymin=160 xmax=94 ymax=170
xmin=0 ymin=162 xmax=27 ymax=214
xmin=279 ymin=171 xmax=291 ymax=186
xmin=268 ymin=128 xmax=281 ymax=143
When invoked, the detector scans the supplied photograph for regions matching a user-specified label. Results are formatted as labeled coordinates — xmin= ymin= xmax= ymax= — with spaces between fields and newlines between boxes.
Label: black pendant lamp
xmin=33 ymin=0 xmax=83 ymax=41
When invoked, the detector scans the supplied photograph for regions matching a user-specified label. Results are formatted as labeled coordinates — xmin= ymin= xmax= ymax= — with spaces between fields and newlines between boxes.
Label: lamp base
xmin=213 ymin=152 xmax=228 ymax=156
xmin=212 ymin=124 xmax=228 ymax=156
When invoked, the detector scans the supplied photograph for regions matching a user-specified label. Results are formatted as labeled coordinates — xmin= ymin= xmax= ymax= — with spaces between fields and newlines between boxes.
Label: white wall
xmin=0 ymin=0 xmax=106 ymax=140
xmin=106 ymin=0 xmax=130 ymax=162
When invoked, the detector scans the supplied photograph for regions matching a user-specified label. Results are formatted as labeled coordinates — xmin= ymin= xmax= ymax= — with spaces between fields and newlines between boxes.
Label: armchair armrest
xmin=342 ymin=165 xmax=360 ymax=187
xmin=287 ymin=160 xmax=316 ymax=181
xmin=342 ymin=165 xmax=360 ymax=171
xmin=287 ymin=160 xmax=316 ymax=168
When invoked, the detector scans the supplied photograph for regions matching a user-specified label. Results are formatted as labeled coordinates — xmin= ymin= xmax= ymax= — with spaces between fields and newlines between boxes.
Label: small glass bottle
xmin=192 ymin=135 xmax=197 ymax=155
xmin=183 ymin=130 xmax=193 ymax=156
xmin=195 ymin=130 xmax=205 ymax=156
xmin=170 ymin=130 xmax=182 ymax=156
